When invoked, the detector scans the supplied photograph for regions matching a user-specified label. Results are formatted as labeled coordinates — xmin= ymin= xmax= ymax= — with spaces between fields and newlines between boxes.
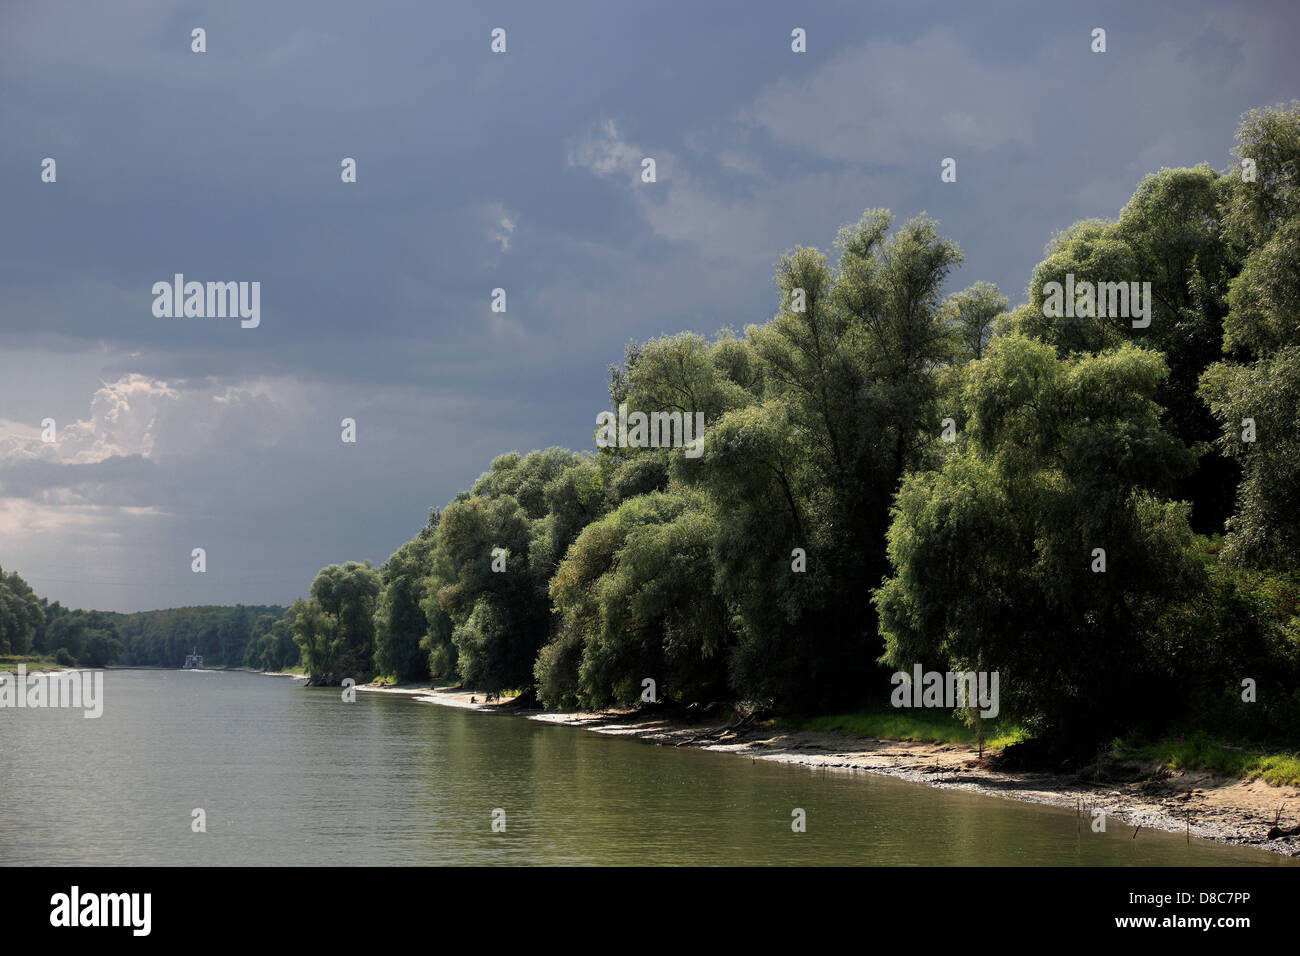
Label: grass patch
xmin=777 ymin=708 xmax=1028 ymax=750
xmin=1114 ymin=730 xmax=1300 ymax=786
xmin=366 ymin=673 xmax=452 ymax=687
xmin=0 ymin=654 xmax=64 ymax=670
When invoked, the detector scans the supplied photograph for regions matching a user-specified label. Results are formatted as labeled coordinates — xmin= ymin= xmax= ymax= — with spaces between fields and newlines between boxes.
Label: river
xmin=1 ymin=669 xmax=1292 ymax=866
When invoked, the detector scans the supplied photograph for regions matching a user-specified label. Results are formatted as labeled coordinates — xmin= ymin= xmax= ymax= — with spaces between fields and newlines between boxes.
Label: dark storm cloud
xmin=2 ymin=0 xmax=1298 ymax=609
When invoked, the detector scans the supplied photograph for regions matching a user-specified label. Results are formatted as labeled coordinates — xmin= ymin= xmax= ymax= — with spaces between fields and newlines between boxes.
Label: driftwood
xmin=1266 ymin=803 xmax=1298 ymax=839
xmin=675 ymin=710 xmax=761 ymax=747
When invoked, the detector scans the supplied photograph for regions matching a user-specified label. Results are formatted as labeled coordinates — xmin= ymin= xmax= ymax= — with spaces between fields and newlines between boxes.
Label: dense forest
xmin=0 ymin=573 xmax=287 ymax=671
xmin=282 ymin=102 xmax=1299 ymax=758
xmin=114 ymin=605 xmax=292 ymax=669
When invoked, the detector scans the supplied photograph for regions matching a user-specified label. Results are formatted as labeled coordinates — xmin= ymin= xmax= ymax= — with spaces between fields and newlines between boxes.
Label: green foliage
xmin=1014 ymin=166 xmax=1239 ymax=532
xmin=875 ymin=334 xmax=1202 ymax=747
xmin=1199 ymin=101 xmax=1300 ymax=568
xmin=292 ymin=562 xmax=381 ymax=684
xmin=1129 ymin=538 xmax=1299 ymax=742
xmin=43 ymin=610 xmax=122 ymax=665
xmin=610 ymin=331 xmax=760 ymax=422
xmin=601 ymin=453 xmax=670 ymax=508
xmin=541 ymin=488 xmax=728 ymax=709
xmin=1201 ymin=349 xmax=1300 ymax=566
xmin=3 ymin=568 xmax=284 ymax=671
xmin=1116 ymin=731 xmax=1300 ymax=787
xmin=1220 ymin=218 xmax=1300 ymax=357
xmin=282 ymin=114 xmax=1299 ymax=764
xmin=290 ymin=597 xmax=340 ymax=683
xmin=242 ymin=611 xmax=300 ymax=672
xmin=945 ymin=280 xmax=1008 ymax=362
xmin=430 ymin=449 xmax=599 ymax=694
xmin=788 ymin=709 xmax=1028 ymax=750
xmin=374 ymin=512 xmax=438 ymax=682
xmin=692 ymin=211 xmax=965 ymax=708
xmin=114 ymin=604 xmax=286 ymax=667
xmin=1221 ymin=101 xmax=1300 ymax=253
xmin=0 ymin=566 xmax=43 ymax=656
xmin=78 ymin=629 xmax=124 ymax=668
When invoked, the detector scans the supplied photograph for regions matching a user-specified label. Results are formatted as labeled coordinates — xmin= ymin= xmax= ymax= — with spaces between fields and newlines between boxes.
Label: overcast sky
xmin=1 ymin=0 xmax=1297 ymax=612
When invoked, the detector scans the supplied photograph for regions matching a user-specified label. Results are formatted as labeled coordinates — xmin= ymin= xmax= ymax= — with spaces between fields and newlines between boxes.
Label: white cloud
xmin=741 ymin=28 xmax=1034 ymax=164
xmin=566 ymin=117 xmax=888 ymax=273
xmin=0 ymin=374 xmax=308 ymax=470
xmin=486 ymin=201 xmax=518 ymax=252
xmin=0 ymin=374 xmax=177 ymax=464
xmin=568 ymin=118 xmax=644 ymax=181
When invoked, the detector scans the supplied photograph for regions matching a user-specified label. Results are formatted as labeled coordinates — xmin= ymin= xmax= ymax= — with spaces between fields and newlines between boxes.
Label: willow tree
xmin=1200 ymin=102 xmax=1300 ymax=568
xmin=0 ymin=566 xmax=43 ymax=655
xmin=875 ymin=334 xmax=1201 ymax=749
xmin=374 ymin=512 xmax=439 ymax=682
xmin=290 ymin=597 xmax=339 ymax=684
xmin=431 ymin=448 xmax=600 ymax=696
xmin=1011 ymin=165 xmax=1239 ymax=532
xmin=947 ymin=281 xmax=1008 ymax=362
xmin=693 ymin=210 xmax=964 ymax=709
xmin=292 ymin=561 xmax=381 ymax=684
xmin=540 ymin=487 xmax=728 ymax=709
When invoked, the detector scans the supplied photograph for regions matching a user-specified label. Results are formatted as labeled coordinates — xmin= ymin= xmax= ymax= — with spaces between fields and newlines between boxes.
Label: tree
xmin=946 ymin=281 xmax=1008 ymax=361
xmin=1200 ymin=102 xmax=1300 ymax=568
xmin=309 ymin=562 xmax=382 ymax=681
xmin=33 ymin=597 xmax=67 ymax=655
xmin=268 ymin=612 xmax=300 ymax=671
xmin=43 ymin=609 xmax=120 ymax=663
xmin=80 ymin=629 xmax=124 ymax=668
xmin=1013 ymin=166 xmax=1240 ymax=532
xmin=374 ymin=513 xmax=438 ymax=682
xmin=874 ymin=334 xmax=1201 ymax=749
xmin=0 ymin=566 xmax=43 ymax=655
xmin=690 ymin=210 xmax=963 ymax=708
xmin=433 ymin=491 xmax=536 ymax=692
xmin=290 ymin=597 xmax=340 ymax=684
xmin=541 ymin=488 xmax=728 ymax=709
xmin=1201 ymin=352 xmax=1300 ymax=566
xmin=431 ymin=449 xmax=599 ymax=696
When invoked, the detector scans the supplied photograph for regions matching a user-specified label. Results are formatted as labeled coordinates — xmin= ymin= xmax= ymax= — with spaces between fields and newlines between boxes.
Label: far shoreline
xmin=244 ymin=668 xmax=1300 ymax=860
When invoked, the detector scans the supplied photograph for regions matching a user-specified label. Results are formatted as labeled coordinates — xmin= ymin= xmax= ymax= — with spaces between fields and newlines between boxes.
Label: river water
xmin=1 ymin=669 xmax=1292 ymax=866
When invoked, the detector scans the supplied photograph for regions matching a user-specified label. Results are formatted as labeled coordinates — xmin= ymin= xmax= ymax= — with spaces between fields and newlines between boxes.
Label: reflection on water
xmin=0 ymin=669 xmax=1292 ymax=866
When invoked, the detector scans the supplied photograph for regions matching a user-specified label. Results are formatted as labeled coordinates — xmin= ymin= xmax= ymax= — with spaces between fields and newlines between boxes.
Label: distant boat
xmin=181 ymin=648 xmax=205 ymax=670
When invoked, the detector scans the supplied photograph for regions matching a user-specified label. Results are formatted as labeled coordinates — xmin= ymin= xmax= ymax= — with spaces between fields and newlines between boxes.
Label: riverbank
xmin=259 ymin=672 xmax=1300 ymax=858
xmin=0 ymin=655 xmax=67 ymax=673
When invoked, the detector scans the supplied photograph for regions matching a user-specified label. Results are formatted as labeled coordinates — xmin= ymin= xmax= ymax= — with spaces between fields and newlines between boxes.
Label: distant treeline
xmin=0 ymin=574 xmax=288 ymax=671
xmin=114 ymin=605 xmax=291 ymax=668
xmin=285 ymin=103 xmax=1300 ymax=757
